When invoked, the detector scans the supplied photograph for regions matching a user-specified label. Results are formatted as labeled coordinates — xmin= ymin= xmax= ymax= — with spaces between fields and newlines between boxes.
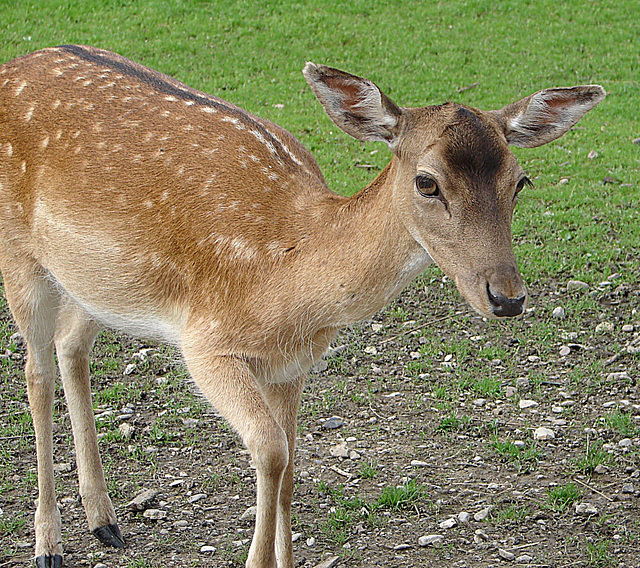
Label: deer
xmin=0 ymin=44 xmax=604 ymax=568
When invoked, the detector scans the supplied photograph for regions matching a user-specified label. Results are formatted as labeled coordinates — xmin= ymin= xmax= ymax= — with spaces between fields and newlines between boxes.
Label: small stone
xmin=559 ymin=346 xmax=571 ymax=357
xmin=499 ymin=548 xmax=516 ymax=561
xmin=411 ymin=460 xmax=429 ymax=467
xmin=622 ymin=324 xmax=634 ymax=332
xmin=474 ymin=506 xmax=493 ymax=521
xmin=622 ymin=483 xmax=635 ymax=494
xmin=94 ymin=564 xmax=108 ymax=568
xmin=458 ymin=511 xmax=471 ymax=524
xmin=53 ymin=463 xmax=72 ymax=473
xmin=439 ymin=517 xmax=457 ymax=529
xmin=240 ymin=506 xmax=257 ymax=520
xmin=519 ymin=399 xmax=538 ymax=410
xmin=587 ymin=150 xmax=599 ymax=160
xmin=322 ymin=416 xmax=345 ymax=430
xmin=552 ymin=306 xmax=566 ymax=319
xmin=504 ymin=386 xmax=517 ymax=398
xmin=473 ymin=398 xmax=486 ymax=407
xmin=567 ymin=280 xmax=589 ymax=292
xmin=575 ymin=502 xmax=598 ymax=516
xmin=393 ymin=543 xmax=411 ymax=551
xmin=595 ymin=322 xmax=614 ymax=334
xmin=124 ymin=363 xmax=136 ymax=375
xmin=618 ymin=438 xmax=632 ymax=448
xmin=418 ymin=534 xmax=444 ymax=546
xmin=292 ymin=532 xmax=302 ymax=542
xmin=593 ymin=464 xmax=607 ymax=474
xmin=188 ymin=493 xmax=207 ymax=504
xmin=371 ymin=323 xmax=383 ymax=332
xmin=330 ymin=442 xmax=349 ymax=458
xmin=200 ymin=545 xmax=216 ymax=553
xmin=533 ymin=427 xmax=555 ymax=440
xmin=119 ymin=423 xmax=135 ymax=440
xmin=127 ymin=488 xmax=159 ymax=512
xmin=364 ymin=345 xmax=378 ymax=355
xmin=182 ymin=418 xmax=199 ymax=428
xmin=306 ymin=537 xmax=316 ymax=547
xmin=349 ymin=450 xmax=361 ymax=460
xmin=516 ymin=377 xmax=531 ymax=391
xmin=173 ymin=520 xmax=189 ymax=529
xmin=313 ymin=556 xmax=340 ymax=568
xmin=607 ymin=371 xmax=630 ymax=381
xmin=516 ymin=555 xmax=534 ymax=564
xmin=514 ymin=440 xmax=525 ymax=449
xmin=143 ymin=508 xmax=167 ymax=520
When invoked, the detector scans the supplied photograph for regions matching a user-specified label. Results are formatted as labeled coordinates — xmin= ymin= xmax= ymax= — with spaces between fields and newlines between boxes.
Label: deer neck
xmin=308 ymin=157 xmax=433 ymax=326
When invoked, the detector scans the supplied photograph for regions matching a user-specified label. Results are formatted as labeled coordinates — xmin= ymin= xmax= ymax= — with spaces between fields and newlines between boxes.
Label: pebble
xmin=124 ymin=363 xmax=136 ymax=375
xmin=519 ymin=399 xmax=538 ymax=409
xmin=143 ymin=508 xmax=167 ymax=520
xmin=313 ymin=556 xmax=340 ymax=568
xmin=118 ymin=423 xmax=135 ymax=440
xmin=622 ymin=324 xmax=634 ymax=332
xmin=94 ymin=564 xmax=107 ymax=568
xmin=514 ymin=440 xmax=525 ymax=449
xmin=516 ymin=377 xmax=531 ymax=391
xmin=559 ymin=346 xmax=571 ymax=357
xmin=188 ymin=493 xmax=207 ymax=504
xmin=371 ymin=323 xmax=383 ymax=332
xmin=418 ymin=534 xmax=444 ymax=546
xmin=533 ymin=427 xmax=555 ymax=440
xmin=595 ymin=322 xmax=614 ymax=334
xmin=306 ymin=537 xmax=316 ymax=547
xmin=552 ymin=306 xmax=566 ymax=319
xmin=622 ymin=483 xmax=635 ymax=494
xmin=199 ymin=545 xmax=216 ymax=553
xmin=498 ymin=548 xmax=515 ymax=561
xmin=439 ymin=517 xmax=457 ymax=529
xmin=322 ymin=416 xmax=345 ymax=430
xmin=411 ymin=460 xmax=429 ymax=467
xmin=127 ymin=488 xmax=159 ymax=512
xmin=53 ymin=463 xmax=72 ymax=473
xmin=575 ymin=502 xmax=598 ymax=516
xmin=516 ymin=555 xmax=533 ymax=564
xmin=567 ymin=280 xmax=589 ymax=292
xmin=364 ymin=345 xmax=378 ymax=355
xmin=458 ymin=511 xmax=471 ymax=524
xmin=504 ymin=386 xmax=518 ymax=398
xmin=173 ymin=520 xmax=189 ymax=529
xmin=618 ymin=438 xmax=632 ymax=448
xmin=330 ymin=442 xmax=349 ymax=458
xmin=240 ymin=506 xmax=257 ymax=520
xmin=474 ymin=506 xmax=493 ymax=521
xmin=607 ymin=371 xmax=630 ymax=381
xmin=594 ymin=464 xmax=608 ymax=474
xmin=393 ymin=543 xmax=411 ymax=551
xmin=292 ymin=532 xmax=302 ymax=542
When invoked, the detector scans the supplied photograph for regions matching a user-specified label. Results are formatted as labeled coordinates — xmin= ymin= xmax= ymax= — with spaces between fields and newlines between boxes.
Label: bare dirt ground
xmin=1 ymin=273 xmax=639 ymax=568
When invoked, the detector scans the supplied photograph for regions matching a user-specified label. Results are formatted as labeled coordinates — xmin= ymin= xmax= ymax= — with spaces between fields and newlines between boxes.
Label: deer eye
xmin=516 ymin=176 xmax=533 ymax=193
xmin=415 ymin=175 xmax=439 ymax=197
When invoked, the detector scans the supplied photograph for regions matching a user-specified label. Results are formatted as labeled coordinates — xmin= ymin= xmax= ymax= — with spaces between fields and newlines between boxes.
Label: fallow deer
xmin=0 ymin=45 xmax=604 ymax=568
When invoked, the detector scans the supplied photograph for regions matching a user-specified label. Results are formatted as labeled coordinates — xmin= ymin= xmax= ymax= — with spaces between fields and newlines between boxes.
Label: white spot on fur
xmin=24 ymin=106 xmax=35 ymax=122
xmin=52 ymin=100 xmax=61 ymax=109
xmin=185 ymin=100 xmax=195 ymax=106
xmin=15 ymin=80 xmax=27 ymax=95
xmin=20 ymin=161 xmax=26 ymax=173
xmin=222 ymin=116 xmax=240 ymax=125
xmin=161 ymin=190 xmax=170 ymax=201
xmin=165 ymin=95 xmax=178 ymax=102
xmin=201 ymin=106 xmax=216 ymax=113
xmin=6 ymin=143 xmax=12 ymax=156
xmin=40 ymin=136 xmax=49 ymax=149
xmin=144 ymin=199 xmax=154 ymax=208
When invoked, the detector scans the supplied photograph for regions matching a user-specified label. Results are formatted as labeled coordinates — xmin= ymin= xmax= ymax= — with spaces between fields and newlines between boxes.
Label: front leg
xmin=261 ymin=377 xmax=304 ymax=568
xmin=182 ymin=349 xmax=288 ymax=568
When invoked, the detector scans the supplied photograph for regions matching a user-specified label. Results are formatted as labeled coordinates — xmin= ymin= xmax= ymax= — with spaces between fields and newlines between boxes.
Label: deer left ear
xmin=303 ymin=62 xmax=403 ymax=147
xmin=491 ymin=85 xmax=606 ymax=148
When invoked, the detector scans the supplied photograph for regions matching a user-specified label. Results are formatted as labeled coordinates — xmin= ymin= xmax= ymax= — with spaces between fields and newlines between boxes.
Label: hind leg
xmin=2 ymin=262 xmax=62 ymax=567
xmin=54 ymin=300 xmax=124 ymax=548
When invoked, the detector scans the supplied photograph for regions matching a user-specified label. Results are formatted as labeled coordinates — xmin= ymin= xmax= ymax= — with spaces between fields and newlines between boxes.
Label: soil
xmin=1 ymin=274 xmax=639 ymax=568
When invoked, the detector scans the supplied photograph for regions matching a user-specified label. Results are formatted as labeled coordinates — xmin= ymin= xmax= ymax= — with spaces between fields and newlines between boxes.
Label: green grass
xmin=544 ymin=482 xmax=583 ymax=513
xmin=491 ymin=439 xmax=542 ymax=472
xmin=375 ymin=479 xmax=428 ymax=511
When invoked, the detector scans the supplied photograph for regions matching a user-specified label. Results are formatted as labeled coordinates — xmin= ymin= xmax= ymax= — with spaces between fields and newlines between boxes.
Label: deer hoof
xmin=92 ymin=523 xmax=125 ymax=548
xmin=35 ymin=554 xmax=63 ymax=568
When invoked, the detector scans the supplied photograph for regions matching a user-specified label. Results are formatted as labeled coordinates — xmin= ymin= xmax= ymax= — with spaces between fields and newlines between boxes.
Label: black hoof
xmin=92 ymin=523 xmax=125 ymax=548
xmin=35 ymin=554 xmax=63 ymax=568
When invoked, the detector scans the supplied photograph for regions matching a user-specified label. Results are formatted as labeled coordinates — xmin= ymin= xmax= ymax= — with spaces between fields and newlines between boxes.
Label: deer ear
xmin=303 ymin=62 xmax=403 ymax=147
xmin=491 ymin=85 xmax=606 ymax=148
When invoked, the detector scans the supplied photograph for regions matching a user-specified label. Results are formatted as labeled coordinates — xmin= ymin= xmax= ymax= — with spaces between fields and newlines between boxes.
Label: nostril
xmin=486 ymin=284 xmax=526 ymax=317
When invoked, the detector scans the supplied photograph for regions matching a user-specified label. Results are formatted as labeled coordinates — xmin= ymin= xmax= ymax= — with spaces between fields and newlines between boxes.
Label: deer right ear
xmin=303 ymin=62 xmax=403 ymax=147
xmin=492 ymin=85 xmax=606 ymax=148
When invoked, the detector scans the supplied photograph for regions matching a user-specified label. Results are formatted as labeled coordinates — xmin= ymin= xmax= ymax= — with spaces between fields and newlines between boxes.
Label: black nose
xmin=487 ymin=285 xmax=526 ymax=317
